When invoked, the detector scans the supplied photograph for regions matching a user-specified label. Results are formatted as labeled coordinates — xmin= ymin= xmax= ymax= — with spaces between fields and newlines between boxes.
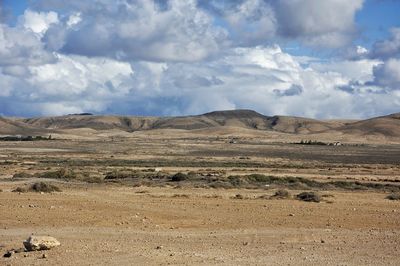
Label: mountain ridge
xmin=1 ymin=110 xmax=399 ymax=138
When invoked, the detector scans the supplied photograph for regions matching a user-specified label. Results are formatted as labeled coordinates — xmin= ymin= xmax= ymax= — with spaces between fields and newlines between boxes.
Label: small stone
xmin=289 ymin=213 xmax=295 ymax=217
xmin=42 ymin=253 xmax=47 ymax=259
xmin=3 ymin=251 xmax=13 ymax=258
xmin=321 ymin=239 xmax=325 ymax=243
xmin=156 ymin=245 xmax=163 ymax=250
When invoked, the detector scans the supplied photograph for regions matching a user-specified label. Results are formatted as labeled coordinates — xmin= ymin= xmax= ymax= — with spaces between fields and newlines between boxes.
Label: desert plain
xmin=0 ymin=110 xmax=400 ymax=265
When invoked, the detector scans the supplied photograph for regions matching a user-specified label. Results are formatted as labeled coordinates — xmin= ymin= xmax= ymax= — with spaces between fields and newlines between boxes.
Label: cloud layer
xmin=0 ymin=0 xmax=399 ymax=118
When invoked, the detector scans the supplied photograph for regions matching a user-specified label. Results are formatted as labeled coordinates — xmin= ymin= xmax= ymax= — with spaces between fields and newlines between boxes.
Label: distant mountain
xmin=1 ymin=110 xmax=399 ymax=139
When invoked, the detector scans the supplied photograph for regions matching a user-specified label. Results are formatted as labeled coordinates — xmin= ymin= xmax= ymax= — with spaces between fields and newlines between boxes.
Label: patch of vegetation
xmin=105 ymin=170 xmax=137 ymax=180
xmin=12 ymin=187 xmax=27 ymax=193
xmin=386 ymin=193 xmax=400 ymax=200
xmin=38 ymin=168 xmax=75 ymax=179
xmin=271 ymin=189 xmax=290 ymax=199
xmin=12 ymin=182 xmax=61 ymax=193
xmin=0 ymin=135 xmax=52 ymax=141
xmin=38 ymin=168 xmax=103 ymax=183
xmin=12 ymin=172 xmax=32 ymax=179
xmin=171 ymin=172 xmax=189 ymax=182
xmin=296 ymin=192 xmax=321 ymax=202
xmin=224 ymin=174 xmax=400 ymax=192
xmin=30 ymin=182 xmax=61 ymax=193
xmin=296 ymin=140 xmax=327 ymax=145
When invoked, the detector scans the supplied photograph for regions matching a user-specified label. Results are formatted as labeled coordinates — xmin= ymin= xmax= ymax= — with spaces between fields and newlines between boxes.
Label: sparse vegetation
xmin=271 ymin=189 xmax=290 ymax=199
xmin=12 ymin=182 xmax=61 ymax=193
xmin=296 ymin=140 xmax=327 ymax=145
xmin=13 ymin=172 xmax=32 ymax=179
xmin=0 ymin=135 xmax=52 ymax=141
xmin=386 ymin=193 xmax=400 ymax=200
xmin=171 ymin=172 xmax=189 ymax=182
xmin=296 ymin=192 xmax=321 ymax=202
xmin=30 ymin=182 xmax=62 ymax=192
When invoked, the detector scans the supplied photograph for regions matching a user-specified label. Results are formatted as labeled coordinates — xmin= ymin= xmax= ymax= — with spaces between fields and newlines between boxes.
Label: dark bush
xmin=30 ymin=182 xmax=61 ymax=193
xmin=171 ymin=172 xmax=188 ymax=182
xmin=296 ymin=191 xmax=321 ymax=202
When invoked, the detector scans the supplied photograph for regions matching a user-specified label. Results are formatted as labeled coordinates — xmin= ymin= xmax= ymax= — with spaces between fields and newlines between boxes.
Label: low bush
xmin=296 ymin=191 xmax=321 ymax=202
xmin=171 ymin=172 xmax=188 ymax=182
xmin=30 ymin=182 xmax=61 ymax=193
xmin=12 ymin=172 xmax=32 ymax=179
xmin=386 ymin=193 xmax=400 ymax=200
xmin=12 ymin=187 xmax=27 ymax=193
xmin=271 ymin=189 xmax=290 ymax=199
xmin=12 ymin=182 xmax=61 ymax=193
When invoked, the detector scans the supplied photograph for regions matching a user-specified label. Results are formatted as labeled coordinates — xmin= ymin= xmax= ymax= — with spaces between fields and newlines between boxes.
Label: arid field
xmin=1 ymin=111 xmax=400 ymax=265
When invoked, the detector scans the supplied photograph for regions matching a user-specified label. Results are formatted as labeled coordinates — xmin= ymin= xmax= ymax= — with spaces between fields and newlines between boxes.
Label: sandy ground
xmin=0 ymin=184 xmax=399 ymax=266
xmin=0 ymin=133 xmax=400 ymax=265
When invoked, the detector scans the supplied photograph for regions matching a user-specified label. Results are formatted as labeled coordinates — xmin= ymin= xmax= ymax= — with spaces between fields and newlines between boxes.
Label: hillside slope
xmin=2 ymin=110 xmax=399 ymax=139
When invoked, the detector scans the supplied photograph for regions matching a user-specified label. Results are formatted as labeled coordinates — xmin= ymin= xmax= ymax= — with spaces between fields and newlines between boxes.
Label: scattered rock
xmin=42 ymin=253 xmax=47 ymax=259
xmin=156 ymin=245 xmax=163 ymax=250
xmin=3 ymin=251 xmax=13 ymax=258
xmin=3 ymin=248 xmax=25 ymax=258
xmin=289 ymin=213 xmax=295 ymax=217
xmin=23 ymin=236 xmax=60 ymax=251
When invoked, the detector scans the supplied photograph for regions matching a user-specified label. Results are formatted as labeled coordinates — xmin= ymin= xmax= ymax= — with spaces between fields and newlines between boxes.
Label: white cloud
xmin=370 ymin=59 xmax=400 ymax=90
xmin=371 ymin=27 xmax=400 ymax=59
xmin=0 ymin=23 xmax=56 ymax=66
xmin=43 ymin=0 xmax=227 ymax=62
xmin=1 ymin=0 xmax=399 ymax=119
xmin=20 ymin=10 xmax=59 ymax=35
xmin=272 ymin=0 xmax=363 ymax=48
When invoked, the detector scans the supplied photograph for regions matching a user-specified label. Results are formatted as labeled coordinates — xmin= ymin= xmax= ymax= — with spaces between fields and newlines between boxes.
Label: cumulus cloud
xmin=19 ymin=9 xmax=59 ymax=35
xmin=1 ymin=0 xmax=400 ymax=119
xmin=369 ymin=59 xmax=400 ymax=90
xmin=39 ymin=0 xmax=227 ymax=62
xmin=272 ymin=0 xmax=363 ymax=48
xmin=0 ymin=43 xmax=399 ymax=118
xmin=370 ymin=27 xmax=400 ymax=59
xmin=0 ymin=23 xmax=56 ymax=67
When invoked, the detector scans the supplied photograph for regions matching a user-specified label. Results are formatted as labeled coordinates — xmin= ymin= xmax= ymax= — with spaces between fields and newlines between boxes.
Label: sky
xmin=0 ymin=0 xmax=399 ymax=119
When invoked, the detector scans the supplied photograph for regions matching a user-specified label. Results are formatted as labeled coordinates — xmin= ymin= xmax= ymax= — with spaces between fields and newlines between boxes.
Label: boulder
xmin=23 ymin=236 xmax=60 ymax=251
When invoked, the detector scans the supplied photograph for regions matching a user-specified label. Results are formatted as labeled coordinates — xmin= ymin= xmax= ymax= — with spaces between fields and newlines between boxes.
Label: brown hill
xmin=21 ymin=109 xmax=339 ymax=133
xmin=333 ymin=112 xmax=400 ymax=137
xmin=2 ymin=110 xmax=399 ymax=139
xmin=0 ymin=117 xmax=49 ymax=136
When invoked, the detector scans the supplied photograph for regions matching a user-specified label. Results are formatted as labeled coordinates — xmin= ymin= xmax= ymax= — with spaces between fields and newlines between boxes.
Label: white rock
xmin=23 ymin=236 xmax=60 ymax=251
